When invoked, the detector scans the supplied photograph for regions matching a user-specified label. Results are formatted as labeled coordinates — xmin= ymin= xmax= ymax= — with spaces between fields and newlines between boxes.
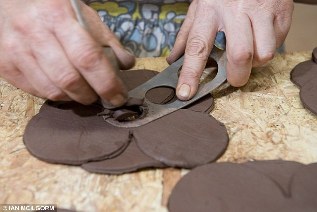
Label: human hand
xmin=0 ymin=0 xmax=135 ymax=105
xmin=167 ymin=0 xmax=294 ymax=100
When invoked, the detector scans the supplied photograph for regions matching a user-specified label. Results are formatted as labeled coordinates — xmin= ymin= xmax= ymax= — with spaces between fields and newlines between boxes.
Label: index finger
xmin=177 ymin=1 xmax=219 ymax=100
xmin=54 ymin=15 xmax=127 ymax=107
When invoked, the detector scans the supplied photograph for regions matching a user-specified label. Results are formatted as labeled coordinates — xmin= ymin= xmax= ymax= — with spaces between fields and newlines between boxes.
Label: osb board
xmin=0 ymin=52 xmax=317 ymax=212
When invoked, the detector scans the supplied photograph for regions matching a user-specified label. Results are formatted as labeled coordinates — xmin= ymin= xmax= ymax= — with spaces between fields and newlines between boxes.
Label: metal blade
xmin=106 ymin=48 xmax=227 ymax=128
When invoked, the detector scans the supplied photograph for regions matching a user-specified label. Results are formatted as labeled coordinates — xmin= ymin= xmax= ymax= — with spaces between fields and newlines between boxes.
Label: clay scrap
xmin=24 ymin=69 xmax=228 ymax=173
xmin=291 ymin=47 xmax=317 ymax=115
xmin=168 ymin=161 xmax=317 ymax=212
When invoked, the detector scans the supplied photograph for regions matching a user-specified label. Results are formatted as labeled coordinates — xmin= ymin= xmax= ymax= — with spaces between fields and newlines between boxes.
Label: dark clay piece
xmin=243 ymin=160 xmax=303 ymax=195
xmin=24 ymin=69 xmax=216 ymax=168
xmin=146 ymin=86 xmax=175 ymax=104
xmin=168 ymin=163 xmax=287 ymax=212
xmin=185 ymin=94 xmax=214 ymax=113
xmin=313 ymin=47 xmax=317 ymax=63
xmin=291 ymin=49 xmax=317 ymax=115
xmin=80 ymin=70 xmax=216 ymax=172
xmin=291 ymin=163 xmax=317 ymax=208
xmin=24 ymin=102 xmax=130 ymax=165
xmin=82 ymin=138 xmax=166 ymax=174
xmin=300 ymin=82 xmax=317 ymax=115
xmin=290 ymin=60 xmax=317 ymax=88
xmin=168 ymin=162 xmax=317 ymax=212
xmin=294 ymin=0 xmax=317 ymax=4
xmin=134 ymin=109 xmax=229 ymax=168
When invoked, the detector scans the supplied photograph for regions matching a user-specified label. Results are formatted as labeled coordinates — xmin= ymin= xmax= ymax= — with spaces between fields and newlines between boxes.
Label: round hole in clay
xmin=145 ymin=86 xmax=176 ymax=105
xmin=115 ymin=105 xmax=146 ymax=122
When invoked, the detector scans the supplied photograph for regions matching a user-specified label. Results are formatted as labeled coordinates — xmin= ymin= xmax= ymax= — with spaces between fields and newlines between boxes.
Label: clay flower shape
xmin=24 ymin=69 xmax=229 ymax=174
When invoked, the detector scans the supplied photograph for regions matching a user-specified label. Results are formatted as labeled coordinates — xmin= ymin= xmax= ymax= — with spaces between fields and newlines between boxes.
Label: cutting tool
xmin=70 ymin=0 xmax=227 ymax=128
xmin=106 ymin=48 xmax=227 ymax=128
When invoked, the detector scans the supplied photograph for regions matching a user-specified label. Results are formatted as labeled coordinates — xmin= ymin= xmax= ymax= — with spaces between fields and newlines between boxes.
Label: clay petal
xmin=243 ymin=160 xmax=303 ymax=196
xmin=82 ymin=138 xmax=166 ymax=174
xmin=168 ymin=163 xmax=288 ymax=212
xmin=290 ymin=60 xmax=317 ymax=88
xmin=291 ymin=163 xmax=317 ymax=208
xmin=23 ymin=102 xmax=130 ymax=165
xmin=133 ymin=109 xmax=229 ymax=168
xmin=300 ymin=82 xmax=317 ymax=115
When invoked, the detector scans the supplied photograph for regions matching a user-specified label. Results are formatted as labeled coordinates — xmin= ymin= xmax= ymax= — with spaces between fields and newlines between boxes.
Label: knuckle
xmin=181 ymin=66 xmax=201 ymax=81
xmin=98 ymin=75 xmax=119 ymax=97
xmin=55 ymin=71 xmax=81 ymax=90
xmin=43 ymin=1 xmax=68 ymax=23
xmin=228 ymin=77 xmax=248 ymax=88
xmin=80 ymin=96 xmax=98 ymax=105
xmin=256 ymin=51 xmax=275 ymax=64
xmin=186 ymin=36 xmax=209 ymax=59
xmin=176 ymin=28 xmax=187 ymax=41
xmin=2 ymin=39 xmax=17 ymax=53
xmin=46 ymin=89 xmax=65 ymax=101
xmin=11 ymin=17 xmax=31 ymax=34
xmin=75 ymin=46 xmax=103 ymax=70
xmin=229 ymin=49 xmax=253 ymax=65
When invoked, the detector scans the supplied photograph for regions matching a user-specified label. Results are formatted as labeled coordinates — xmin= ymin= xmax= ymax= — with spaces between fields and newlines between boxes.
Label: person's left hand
xmin=167 ymin=0 xmax=294 ymax=100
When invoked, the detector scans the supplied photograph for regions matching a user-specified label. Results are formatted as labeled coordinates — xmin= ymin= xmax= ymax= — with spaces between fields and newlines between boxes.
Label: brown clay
xmin=168 ymin=161 xmax=317 ymax=212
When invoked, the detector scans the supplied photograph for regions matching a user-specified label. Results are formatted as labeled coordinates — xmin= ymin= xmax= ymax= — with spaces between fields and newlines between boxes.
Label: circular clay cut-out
xmin=242 ymin=160 xmax=303 ymax=195
xmin=300 ymin=82 xmax=317 ymax=115
xmin=291 ymin=49 xmax=317 ymax=115
xmin=133 ymin=109 xmax=229 ymax=168
xmin=24 ymin=102 xmax=130 ymax=165
xmin=168 ymin=163 xmax=287 ymax=212
xmin=168 ymin=162 xmax=317 ymax=212
xmin=145 ymin=86 xmax=175 ymax=104
xmin=290 ymin=60 xmax=317 ymax=88
xmin=82 ymin=138 xmax=166 ymax=174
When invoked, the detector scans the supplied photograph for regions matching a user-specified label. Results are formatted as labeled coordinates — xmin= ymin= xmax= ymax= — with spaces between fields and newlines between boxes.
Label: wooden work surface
xmin=1 ymin=51 xmax=317 ymax=211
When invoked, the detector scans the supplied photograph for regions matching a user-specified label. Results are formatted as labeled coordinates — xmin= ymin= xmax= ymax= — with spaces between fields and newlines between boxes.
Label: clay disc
xmin=291 ymin=163 xmax=317 ymax=208
xmin=24 ymin=101 xmax=130 ymax=165
xmin=133 ymin=110 xmax=228 ymax=168
xmin=185 ymin=94 xmax=214 ymax=113
xmin=313 ymin=47 xmax=317 ymax=63
xmin=168 ymin=163 xmax=288 ymax=212
xmin=290 ymin=53 xmax=317 ymax=115
xmin=300 ymin=82 xmax=317 ymax=115
xmin=243 ymin=160 xmax=303 ymax=195
xmin=82 ymin=138 xmax=166 ymax=174
xmin=290 ymin=60 xmax=317 ymax=88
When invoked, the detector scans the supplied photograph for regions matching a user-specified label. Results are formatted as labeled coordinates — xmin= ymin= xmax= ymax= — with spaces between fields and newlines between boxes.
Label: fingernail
xmin=178 ymin=84 xmax=191 ymax=100
xmin=110 ymin=94 xmax=127 ymax=107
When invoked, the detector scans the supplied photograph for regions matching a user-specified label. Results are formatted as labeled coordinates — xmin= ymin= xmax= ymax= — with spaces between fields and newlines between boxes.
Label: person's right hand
xmin=0 ymin=0 xmax=135 ymax=106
